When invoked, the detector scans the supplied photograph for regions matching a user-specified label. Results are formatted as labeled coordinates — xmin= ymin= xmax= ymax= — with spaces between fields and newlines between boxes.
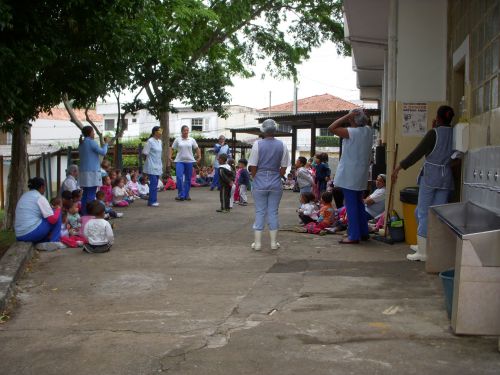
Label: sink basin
xmin=431 ymin=201 xmax=500 ymax=239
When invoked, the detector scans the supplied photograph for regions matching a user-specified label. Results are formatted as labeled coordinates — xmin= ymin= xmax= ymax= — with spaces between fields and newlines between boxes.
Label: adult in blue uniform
xmin=329 ymin=108 xmax=373 ymax=244
xmin=78 ymin=126 xmax=109 ymax=214
xmin=210 ymin=135 xmax=230 ymax=190
xmin=248 ymin=119 xmax=290 ymax=250
xmin=392 ymin=106 xmax=455 ymax=261
xmin=142 ymin=126 xmax=163 ymax=207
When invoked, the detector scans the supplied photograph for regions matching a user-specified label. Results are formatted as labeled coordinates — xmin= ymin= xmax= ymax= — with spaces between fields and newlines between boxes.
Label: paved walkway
xmin=0 ymin=188 xmax=498 ymax=374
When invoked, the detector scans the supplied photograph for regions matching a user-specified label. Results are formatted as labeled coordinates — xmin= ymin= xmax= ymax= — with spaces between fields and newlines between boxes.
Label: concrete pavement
xmin=0 ymin=188 xmax=498 ymax=374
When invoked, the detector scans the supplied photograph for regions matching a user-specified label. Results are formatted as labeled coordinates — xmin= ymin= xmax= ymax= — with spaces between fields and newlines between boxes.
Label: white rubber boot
xmin=270 ymin=230 xmax=280 ymax=250
xmin=251 ymin=231 xmax=262 ymax=251
xmin=407 ymin=235 xmax=427 ymax=261
xmin=410 ymin=243 xmax=418 ymax=252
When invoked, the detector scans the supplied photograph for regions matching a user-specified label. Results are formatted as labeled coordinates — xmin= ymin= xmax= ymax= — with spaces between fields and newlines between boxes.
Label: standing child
xmin=314 ymin=153 xmax=331 ymax=198
xmin=216 ymin=154 xmax=234 ymax=213
xmin=83 ymin=201 xmax=114 ymax=254
xmin=237 ymin=159 xmax=250 ymax=206
xmin=295 ymin=156 xmax=314 ymax=194
xmin=297 ymin=192 xmax=318 ymax=224
xmin=228 ymin=159 xmax=236 ymax=208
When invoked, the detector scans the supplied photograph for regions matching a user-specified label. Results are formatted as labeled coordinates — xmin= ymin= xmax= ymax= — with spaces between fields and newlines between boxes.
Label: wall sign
xmin=402 ymin=103 xmax=427 ymax=136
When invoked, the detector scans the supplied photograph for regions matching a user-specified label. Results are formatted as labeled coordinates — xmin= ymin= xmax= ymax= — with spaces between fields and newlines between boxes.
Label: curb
xmin=0 ymin=242 xmax=35 ymax=313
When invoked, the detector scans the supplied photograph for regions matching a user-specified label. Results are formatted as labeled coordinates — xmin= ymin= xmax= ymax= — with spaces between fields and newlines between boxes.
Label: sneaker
xmin=150 ymin=202 xmax=160 ymax=207
xmin=36 ymin=242 xmax=65 ymax=251
xmin=116 ymin=213 xmax=124 ymax=218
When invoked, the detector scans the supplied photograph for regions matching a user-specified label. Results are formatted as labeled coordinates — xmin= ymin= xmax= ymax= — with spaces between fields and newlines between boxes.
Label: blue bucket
xmin=439 ymin=269 xmax=455 ymax=319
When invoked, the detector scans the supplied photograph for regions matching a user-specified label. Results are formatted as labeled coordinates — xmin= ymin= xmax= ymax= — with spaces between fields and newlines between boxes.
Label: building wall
xmin=384 ymin=0 xmax=448 ymax=216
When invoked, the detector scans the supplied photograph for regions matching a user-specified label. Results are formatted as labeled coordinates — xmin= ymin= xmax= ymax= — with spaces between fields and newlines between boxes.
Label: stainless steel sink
xmin=431 ymin=201 xmax=500 ymax=239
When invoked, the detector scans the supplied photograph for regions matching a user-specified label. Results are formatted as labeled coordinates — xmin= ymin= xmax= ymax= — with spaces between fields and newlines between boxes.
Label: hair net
xmin=261 ymin=119 xmax=277 ymax=134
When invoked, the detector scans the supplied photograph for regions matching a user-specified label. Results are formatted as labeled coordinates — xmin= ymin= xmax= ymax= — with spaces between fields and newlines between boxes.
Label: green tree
xmin=0 ymin=0 xmax=152 ymax=229
xmin=125 ymin=0 xmax=349 ymax=173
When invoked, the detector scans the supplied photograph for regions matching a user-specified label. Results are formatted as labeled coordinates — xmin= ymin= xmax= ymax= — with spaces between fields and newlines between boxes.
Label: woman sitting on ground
xmin=14 ymin=177 xmax=65 ymax=251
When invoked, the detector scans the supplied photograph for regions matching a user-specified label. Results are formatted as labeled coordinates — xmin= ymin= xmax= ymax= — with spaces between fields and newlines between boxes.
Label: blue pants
xmin=176 ymin=162 xmax=193 ymax=199
xmin=210 ymin=170 xmax=220 ymax=189
xmin=16 ymin=215 xmax=62 ymax=243
xmin=416 ymin=184 xmax=450 ymax=237
xmin=81 ymin=186 xmax=97 ymax=215
xmin=342 ymin=188 xmax=368 ymax=241
xmin=148 ymin=174 xmax=159 ymax=205
xmin=252 ymin=190 xmax=283 ymax=231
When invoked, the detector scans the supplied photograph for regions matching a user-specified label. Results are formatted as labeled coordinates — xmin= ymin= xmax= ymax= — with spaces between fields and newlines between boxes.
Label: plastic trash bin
xmin=400 ymin=187 xmax=419 ymax=245
xmin=439 ymin=269 xmax=455 ymax=319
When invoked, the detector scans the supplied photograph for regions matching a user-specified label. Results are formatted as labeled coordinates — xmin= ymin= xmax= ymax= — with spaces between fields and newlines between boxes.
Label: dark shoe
xmin=210 ymin=187 xmax=215 ymax=191
xmin=175 ymin=197 xmax=184 ymax=201
xmin=361 ymin=235 xmax=370 ymax=241
xmin=216 ymin=209 xmax=224 ymax=212
xmin=338 ymin=239 xmax=360 ymax=244
xmin=185 ymin=197 xmax=191 ymax=201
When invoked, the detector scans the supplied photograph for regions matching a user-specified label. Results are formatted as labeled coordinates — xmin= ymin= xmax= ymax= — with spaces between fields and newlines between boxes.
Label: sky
xmin=226 ymin=41 xmax=360 ymax=109
xmin=111 ymin=41 xmax=360 ymax=109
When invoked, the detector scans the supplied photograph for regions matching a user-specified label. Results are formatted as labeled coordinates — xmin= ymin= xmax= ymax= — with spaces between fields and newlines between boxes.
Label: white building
xmin=95 ymin=103 xmax=261 ymax=141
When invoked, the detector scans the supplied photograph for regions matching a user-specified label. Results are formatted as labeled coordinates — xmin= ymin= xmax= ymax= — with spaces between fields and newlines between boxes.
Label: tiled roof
xmin=260 ymin=93 xmax=359 ymax=113
xmin=37 ymin=107 xmax=103 ymax=122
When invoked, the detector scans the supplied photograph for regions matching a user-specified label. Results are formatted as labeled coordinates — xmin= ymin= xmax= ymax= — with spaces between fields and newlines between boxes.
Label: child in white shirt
xmin=138 ymin=176 xmax=150 ymax=199
xmin=297 ymin=192 xmax=318 ymax=224
xmin=83 ymin=201 xmax=114 ymax=254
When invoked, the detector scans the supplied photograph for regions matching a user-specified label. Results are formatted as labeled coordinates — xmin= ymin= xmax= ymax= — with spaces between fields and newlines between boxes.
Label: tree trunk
xmin=159 ymin=106 xmax=170 ymax=176
xmin=5 ymin=123 xmax=29 ymax=230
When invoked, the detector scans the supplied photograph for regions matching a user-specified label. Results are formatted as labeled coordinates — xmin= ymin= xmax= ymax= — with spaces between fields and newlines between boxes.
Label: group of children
xmin=215 ymin=154 xmax=250 ymax=213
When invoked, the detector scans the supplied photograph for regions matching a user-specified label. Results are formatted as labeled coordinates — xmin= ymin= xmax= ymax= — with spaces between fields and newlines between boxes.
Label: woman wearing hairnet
xmin=248 ymin=119 xmax=291 ymax=250
xmin=328 ymin=109 xmax=373 ymax=244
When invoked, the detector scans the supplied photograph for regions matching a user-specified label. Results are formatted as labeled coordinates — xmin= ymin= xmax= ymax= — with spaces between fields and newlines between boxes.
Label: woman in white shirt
xmin=142 ymin=126 xmax=163 ymax=207
xmin=329 ymin=109 xmax=373 ymax=244
xmin=169 ymin=125 xmax=201 ymax=201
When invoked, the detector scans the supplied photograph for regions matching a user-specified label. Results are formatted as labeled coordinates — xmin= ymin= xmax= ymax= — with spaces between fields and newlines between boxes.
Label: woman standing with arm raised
xmin=142 ymin=126 xmax=163 ymax=207
xmin=169 ymin=125 xmax=201 ymax=201
xmin=248 ymin=119 xmax=291 ymax=251
xmin=78 ymin=126 xmax=109 ymax=215
xmin=328 ymin=108 xmax=373 ymax=244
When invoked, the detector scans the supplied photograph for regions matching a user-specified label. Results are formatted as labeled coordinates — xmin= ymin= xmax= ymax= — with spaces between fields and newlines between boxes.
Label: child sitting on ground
xmin=283 ymin=173 xmax=295 ymax=190
xmin=99 ymin=175 xmax=113 ymax=204
xmin=216 ymin=153 xmax=234 ymax=213
xmin=163 ymin=175 xmax=176 ymax=190
xmin=138 ymin=176 xmax=150 ymax=199
xmin=297 ymin=192 xmax=318 ymax=224
xmin=83 ymin=201 xmax=114 ymax=254
xmin=303 ymin=191 xmax=335 ymax=235
xmin=96 ymin=190 xmax=123 ymax=219
xmin=61 ymin=190 xmax=73 ymax=212
xmin=71 ymin=189 xmax=83 ymax=212
xmin=59 ymin=211 xmax=87 ymax=248
xmin=126 ymin=173 xmax=140 ymax=197
xmin=67 ymin=201 xmax=82 ymax=235
xmin=112 ymin=178 xmax=131 ymax=207
xmin=326 ymin=206 xmax=348 ymax=234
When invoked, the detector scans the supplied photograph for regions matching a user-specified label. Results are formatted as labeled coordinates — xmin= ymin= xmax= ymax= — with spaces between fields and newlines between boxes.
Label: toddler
xmin=61 ymin=190 xmax=73 ymax=212
xmin=83 ymin=201 xmax=114 ymax=254
xmin=112 ymin=178 xmax=131 ymax=207
xmin=138 ymin=176 xmax=150 ymax=199
xmin=295 ymin=156 xmax=314 ymax=194
xmin=297 ymin=192 xmax=318 ymax=224
xmin=59 ymin=211 xmax=87 ymax=248
xmin=314 ymin=153 xmax=331 ymax=198
xmin=96 ymin=190 xmax=123 ymax=219
xmin=67 ymin=201 xmax=82 ymax=236
xmin=71 ymin=189 xmax=83 ymax=212
xmin=237 ymin=159 xmax=250 ymax=206
xmin=304 ymin=191 xmax=335 ymax=235
xmin=283 ymin=173 xmax=295 ymax=190
xmin=163 ymin=175 xmax=176 ymax=191
xmin=216 ymin=153 xmax=234 ymax=213
xmin=99 ymin=175 xmax=113 ymax=204
xmin=126 ymin=173 xmax=140 ymax=197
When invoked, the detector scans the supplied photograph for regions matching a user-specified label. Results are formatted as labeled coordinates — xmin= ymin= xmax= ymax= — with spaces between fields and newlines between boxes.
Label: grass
xmin=0 ymin=210 xmax=16 ymax=260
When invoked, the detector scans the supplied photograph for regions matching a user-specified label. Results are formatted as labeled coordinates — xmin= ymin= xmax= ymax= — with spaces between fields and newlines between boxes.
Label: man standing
xmin=210 ymin=135 xmax=230 ymax=191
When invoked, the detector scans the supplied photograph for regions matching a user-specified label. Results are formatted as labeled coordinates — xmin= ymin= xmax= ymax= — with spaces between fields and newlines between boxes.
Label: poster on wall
xmin=402 ymin=103 xmax=427 ymax=136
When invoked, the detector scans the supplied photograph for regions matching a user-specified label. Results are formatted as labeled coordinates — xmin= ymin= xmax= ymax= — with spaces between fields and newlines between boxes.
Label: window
xmin=104 ymin=119 xmax=115 ymax=131
xmin=132 ymin=118 xmax=137 ymax=123
xmin=191 ymin=118 xmax=203 ymax=132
